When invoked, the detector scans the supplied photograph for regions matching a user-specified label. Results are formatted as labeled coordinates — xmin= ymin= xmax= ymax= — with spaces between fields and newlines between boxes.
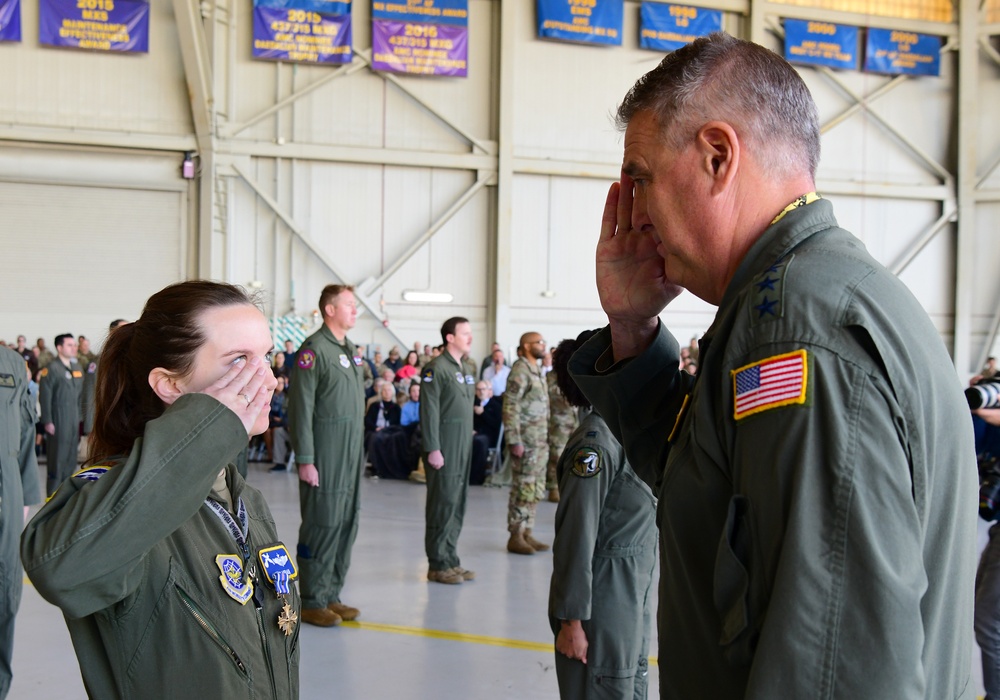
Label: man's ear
xmin=696 ymin=121 xmax=740 ymax=194
xmin=148 ymin=367 xmax=184 ymax=405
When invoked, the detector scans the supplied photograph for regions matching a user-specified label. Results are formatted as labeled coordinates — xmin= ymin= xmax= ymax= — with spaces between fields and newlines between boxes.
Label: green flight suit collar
xmin=319 ymin=323 xmax=354 ymax=351
xmin=721 ymin=197 xmax=836 ymax=313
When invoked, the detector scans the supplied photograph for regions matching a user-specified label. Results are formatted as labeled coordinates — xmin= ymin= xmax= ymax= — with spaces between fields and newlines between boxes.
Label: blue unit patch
xmin=72 ymin=466 xmax=110 ymax=482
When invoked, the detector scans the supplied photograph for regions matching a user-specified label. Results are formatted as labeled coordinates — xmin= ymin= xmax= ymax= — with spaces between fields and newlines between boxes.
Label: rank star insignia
xmin=278 ymin=602 xmax=298 ymax=636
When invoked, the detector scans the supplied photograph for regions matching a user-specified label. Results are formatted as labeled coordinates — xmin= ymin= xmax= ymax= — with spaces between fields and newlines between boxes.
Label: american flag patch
xmin=732 ymin=350 xmax=808 ymax=420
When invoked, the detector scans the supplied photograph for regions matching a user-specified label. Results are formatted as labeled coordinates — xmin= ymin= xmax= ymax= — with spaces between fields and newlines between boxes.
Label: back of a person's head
xmin=89 ymin=280 xmax=256 ymax=464
xmin=616 ymin=32 xmax=820 ymax=180
xmin=553 ymin=332 xmax=596 ymax=409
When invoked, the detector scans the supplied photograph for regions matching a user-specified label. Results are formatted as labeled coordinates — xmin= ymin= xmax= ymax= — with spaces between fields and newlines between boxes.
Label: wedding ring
xmin=241 ymin=393 xmax=251 ymax=406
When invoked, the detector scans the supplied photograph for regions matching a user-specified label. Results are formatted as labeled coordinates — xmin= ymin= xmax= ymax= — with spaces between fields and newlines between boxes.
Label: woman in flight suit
xmin=21 ymin=281 xmax=299 ymax=699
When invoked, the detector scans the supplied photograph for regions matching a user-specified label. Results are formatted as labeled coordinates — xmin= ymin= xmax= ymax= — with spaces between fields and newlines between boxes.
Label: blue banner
xmin=639 ymin=3 xmax=721 ymax=52
xmin=783 ymin=19 xmax=858 ymax=71
xmin=865 ymin=28 xmax=940 ymax=76
xmin=373 ymin=0 xmax=468 ymax=27
xmin=252 ymin=3 xmax=352 ymax=64
xmin=255 ymin=0 xmax=350 ymax=13
xmin=39 ymin=0 xmax=149 ymax=53
xmin=0 ymin=0 xmax=20 ymax=42
xmin=537 ymin=0 xmax=623 ymax=47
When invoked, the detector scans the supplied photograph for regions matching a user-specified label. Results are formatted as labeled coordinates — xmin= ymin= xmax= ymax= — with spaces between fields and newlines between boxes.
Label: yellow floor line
xmin=341 ymin=620 xmax=659 ymax=666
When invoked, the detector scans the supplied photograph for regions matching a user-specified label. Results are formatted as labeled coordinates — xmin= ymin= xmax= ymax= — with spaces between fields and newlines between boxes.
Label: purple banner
xmin=372 ymin=18 xmax=467 ymax=77
xmin=40 ymin=0 xmax=149 ymax=53
xmin=0 ymin=0 xmax=20 ymax=42
xmin=252 ymin=6 xmax=352 ymax=64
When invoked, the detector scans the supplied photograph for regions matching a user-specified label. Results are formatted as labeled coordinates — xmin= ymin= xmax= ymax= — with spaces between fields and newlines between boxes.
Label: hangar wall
xmin=1 ymin=0 xmax=997 ymax=375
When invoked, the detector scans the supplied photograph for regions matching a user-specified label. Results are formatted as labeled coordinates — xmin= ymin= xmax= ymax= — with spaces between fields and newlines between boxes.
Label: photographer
xmin=973 ymin=371 xmax=1000 ymax=698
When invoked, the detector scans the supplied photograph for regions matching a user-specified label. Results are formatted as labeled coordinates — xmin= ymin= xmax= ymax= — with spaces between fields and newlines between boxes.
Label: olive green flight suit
xmin=549 ymin=412 xmax=656 ymax=699
xmin=38 ymin=358 xmax=83 ymax=495
xmin=80 ymin=355 xmax=98 ymax=436
xmin=20 ymin=393 xmax=300 ymax=699
xmin=287 ymin=325 xmax=365 ymax=609
xmin=570 ymin=199 xmax=978 ymax=699
xmin=419 ymin=351 xmax=475 ymax=571
xmin=0 ymin=348 xmax=33 ymax=699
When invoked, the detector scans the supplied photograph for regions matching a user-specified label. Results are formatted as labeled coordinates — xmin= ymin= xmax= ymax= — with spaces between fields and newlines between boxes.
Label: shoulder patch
xmin=87 ymin=362 xmax=97 ymax=374
xmin=422 ymin=368 xmax=434 ymax=383
xmin=571 ymin=448 xmax=602 ymax=478
xmin=73 ymin=466 xmax=111 ymax=482
xmin=732 ymin=349 xmax=809 ymax=420
xmin=0 ymin=373 xmax=14 ymax=388
xmin=749 ymin=254 xmax=793 ymax=325
xmin=297 ymin=349 xmax=316 ymax=370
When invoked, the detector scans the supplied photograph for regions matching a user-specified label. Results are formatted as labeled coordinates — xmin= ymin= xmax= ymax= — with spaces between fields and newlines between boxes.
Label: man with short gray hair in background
xmin=570 ymin=32 xmax=976 ymax=699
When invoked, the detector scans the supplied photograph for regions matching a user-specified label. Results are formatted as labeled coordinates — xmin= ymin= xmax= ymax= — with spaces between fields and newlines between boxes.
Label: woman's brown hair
xmin=88 ymin=281 xmax=258 ymax=464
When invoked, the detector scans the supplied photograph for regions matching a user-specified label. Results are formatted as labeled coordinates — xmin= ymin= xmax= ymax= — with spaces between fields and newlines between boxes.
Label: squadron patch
xmin=455 ymin=371 xmax=464 ymax=383
xmin=353 ymin=355 xmax=363 ymax=366
xmin=258 ymin=544 xmax=298 ymax=596
xmin=297 ymin=349 xmax=316 ymax=370
xmin=465 ymin=374 xmax=475 ymax=385
xmin=216 ymin=554 xmax=253 ymax=605
xmin=422 ymin=368 xmax=434 ymax=383
xmin=0 ymin=373 xmax=14 ymax=388
xmin=732 ymin=349 xmax=809 ymax=420
xmin=339 ymin=354 xmax=350 ymax=368
xmin=571 ymin=448 xmax=602 ymax=478
xmin=72 ymin=466 xmax=110 ymax=481
xmin=87 ymin=362 xmax=97 ymax=374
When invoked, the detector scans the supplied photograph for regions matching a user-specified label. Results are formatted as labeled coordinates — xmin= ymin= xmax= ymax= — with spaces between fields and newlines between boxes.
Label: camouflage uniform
xmin=502 ymin=357 xmax=549 ymax=532
xmin=546 ymin=371 xmax=578 ymax=491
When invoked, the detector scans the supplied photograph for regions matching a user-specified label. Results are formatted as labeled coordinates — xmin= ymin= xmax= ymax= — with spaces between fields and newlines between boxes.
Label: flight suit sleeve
xmin=20 ymin=393 xmax=247 ymax=619
xmin=419 ymin=366 xmax=442 ymax=453
xmin=18 ymin=383 xmax=40 ymax=506
xmin=569 ymin=322 xmax=691 ymax=492
xmin=728 ymin=344 xmax=927 ymax=699
xmin=502 ymin=363 xmax=526 ymax=446
xmin=288 ymin=352 xmax=319 ymax=464
xmin=549 ymin=439 xmax=613 ymax=622
xmin=38 ymin=366 xmax=53 ymax=425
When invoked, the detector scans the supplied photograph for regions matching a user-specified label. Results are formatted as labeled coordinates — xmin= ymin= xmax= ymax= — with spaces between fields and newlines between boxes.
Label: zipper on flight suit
xmin=177 ymin=589 xmax=249 ymax=678
xmin=252 ymin=580 xmax=278 ymax=699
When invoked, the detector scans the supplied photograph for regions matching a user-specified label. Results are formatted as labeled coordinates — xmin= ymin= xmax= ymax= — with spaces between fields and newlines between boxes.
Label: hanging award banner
xmin=371 ymin=0 xmax=468 ymax=77
xmin=639 ymin=3 xmax=721 ymax=53
xmin=252 ymin=0 xmax=352 ymax=65
xmin=0 ymin=0 xmax=20 ymax=42
xmin=864 ymin=27 xmax=940 ymax=77
xmin=783 ymin=19 xmax=858 ymax=71
xmin=537 ymin=0 xmax=623 ymax=47
xmin=39 ymin=0 xmax=149 ymax=53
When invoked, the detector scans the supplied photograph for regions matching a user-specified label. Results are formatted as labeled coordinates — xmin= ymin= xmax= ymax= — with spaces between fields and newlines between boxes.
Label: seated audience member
xmin=401 ymin=382 xmax=421 ymax=428
xmin=419 ymin=344 xmax=433 ymax=368
xmin=365 ymin=382 xmax=400 ymax=448
xmin=395 ymin=350 xmax=421 ymax=383
xmin=384 ymin=346 xmax=403 ymax=374
xmin=479 ymin=342 xmax=505 ymax=378
xmin=366 ymin=383 xmax=418 ymax=479
xmin=366 ymin=379 xmax=386 ymax=413
xmin=482 ymin=349 xmax=511 ymax=397
xmin=266 ymin=375 xmax=291 ymax=472
xmin=471 ymin=381 xmax=503 ymax=485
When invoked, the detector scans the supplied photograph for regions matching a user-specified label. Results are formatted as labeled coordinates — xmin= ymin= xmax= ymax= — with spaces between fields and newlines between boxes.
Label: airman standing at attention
xmin=288 ymin=285 xmax=366 ymax=627
xmin=420 ymin=317 xmax=477 ymax=585
xmin=0 ymin=347 xmax=36 ymax=699
xmin=503 ymin=332 xmax=550 ymax=554
xmin=39 ymin=334 xmax=83 ymax=495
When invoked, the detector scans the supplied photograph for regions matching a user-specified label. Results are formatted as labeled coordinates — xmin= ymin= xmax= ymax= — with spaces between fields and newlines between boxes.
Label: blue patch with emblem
xmin=72 ymin=466 xmax=110 ymax=481
xmin=259 ymin=544 xmax=298 ymax=596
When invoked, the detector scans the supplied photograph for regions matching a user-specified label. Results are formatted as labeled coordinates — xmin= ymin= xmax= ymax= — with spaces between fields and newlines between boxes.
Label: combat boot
xmin=428 ymin=568 xmax=463 ymax=584
xmin=451 ymin=566 xmax=476 ymax=581
xmin=409 ymin=459 xmax=427 ymax=484
xmin=301 ymin=607 xmax=342 ymax=627
xmin=507 ymin=526 xmax=535 ymax=555
xmin=548 ymin=488 xmax=560 ymax=503
xmin=525 ymin=528 xmax=550 ymax=552
xmin=328 ymin=602 xmax=360 ymax=621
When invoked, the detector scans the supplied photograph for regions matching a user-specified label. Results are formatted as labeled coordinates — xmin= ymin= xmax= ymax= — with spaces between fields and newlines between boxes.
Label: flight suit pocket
xmin=713 ymin=494 xmax=756 ymax=665
xmin=588 ymin=662 xmax=640 ymax=699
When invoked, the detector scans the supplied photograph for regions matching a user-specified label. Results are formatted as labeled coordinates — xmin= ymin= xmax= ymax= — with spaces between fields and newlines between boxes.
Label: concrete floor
xmin=8 ymin=460 xmax=990 ymax=699
xmin=10 ymin=462 xmax=659 ymax=699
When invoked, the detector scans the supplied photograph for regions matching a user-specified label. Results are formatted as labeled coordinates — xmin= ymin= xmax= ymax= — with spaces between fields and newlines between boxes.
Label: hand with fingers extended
xmin=597 ymin=176 xmax=683 ymax=359
xmin=200 ymin=356 xmax=277 ymax=435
